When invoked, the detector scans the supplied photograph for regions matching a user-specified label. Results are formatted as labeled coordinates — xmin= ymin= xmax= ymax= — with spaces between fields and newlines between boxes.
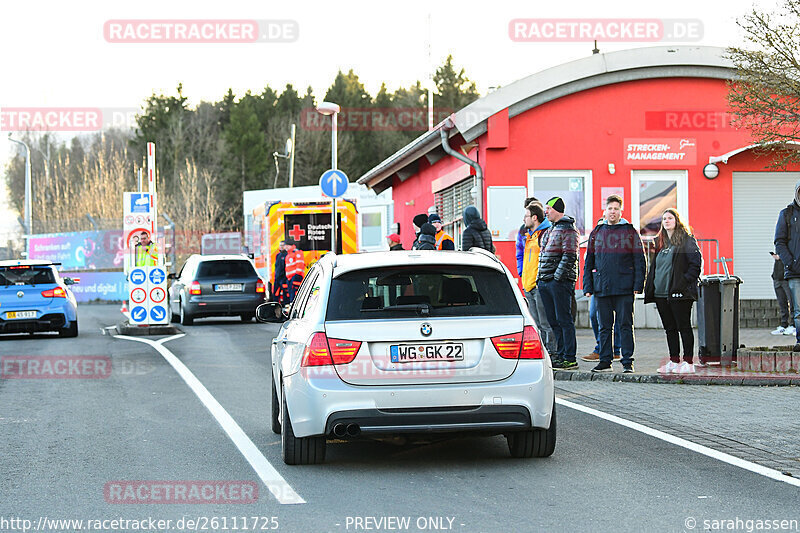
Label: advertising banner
xmin=62 ymin=271 xmax=127 ymax=302
xmin=28 ymin=230 xmax=125 ymax=270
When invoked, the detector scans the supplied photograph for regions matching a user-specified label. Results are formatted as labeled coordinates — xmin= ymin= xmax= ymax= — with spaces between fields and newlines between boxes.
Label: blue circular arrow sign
xmin=319 ymin=169 xmax=349 ymax=198
xmin=130 ymin=305 xmax=148 ymax=323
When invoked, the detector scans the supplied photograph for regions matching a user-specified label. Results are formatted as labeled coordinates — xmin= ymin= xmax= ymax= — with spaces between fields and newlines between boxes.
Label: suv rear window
xmin=196 ymin=260 xmax=256 ymax=279
xmin=0 ymin=266 xmax=56 ymax=286
xmin=326 ymin=266 xmax=520 ymax=320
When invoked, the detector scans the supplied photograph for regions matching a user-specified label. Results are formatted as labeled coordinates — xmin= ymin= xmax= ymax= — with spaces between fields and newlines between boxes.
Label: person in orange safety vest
xmin=284 ymin=238 xmax=306 ymax=302
xmin=428 ymin=213 xmax=455 ymax=250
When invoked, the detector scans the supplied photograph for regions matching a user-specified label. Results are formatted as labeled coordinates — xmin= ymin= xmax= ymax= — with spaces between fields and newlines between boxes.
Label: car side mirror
xmin=64 ymin=277 xmax=79 ymax=285
xmin=167 ymin=273 xmax=178 ymax=280
xmin=256 ymin=302 xmax=287 ymax=323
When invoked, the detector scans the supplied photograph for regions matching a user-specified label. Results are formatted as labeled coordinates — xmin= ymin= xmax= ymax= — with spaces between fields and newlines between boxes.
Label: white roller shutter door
xmin=732 ymin=171 xmax=800 ymax=299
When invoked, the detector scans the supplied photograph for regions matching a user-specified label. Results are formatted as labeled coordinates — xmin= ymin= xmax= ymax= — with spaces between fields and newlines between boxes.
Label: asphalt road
xmin=1 ymin=305 xmax=798 ymax=533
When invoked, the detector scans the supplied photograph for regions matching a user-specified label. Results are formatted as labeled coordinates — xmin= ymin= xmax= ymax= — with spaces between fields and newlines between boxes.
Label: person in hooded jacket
xmin=582 ymin=195 xmax=646 ymax=373
xmin=516 ymin=197 xmax=540 ymax=275
xmin=413 ymin=223 xmax=437 ymax=250
xmin=774 ymin=180 xmax=800 ymax=351
xmin=461 ymin=206 xmax=495 ymax=252
xmin=644 ymin=208 xmax=702 ymax=374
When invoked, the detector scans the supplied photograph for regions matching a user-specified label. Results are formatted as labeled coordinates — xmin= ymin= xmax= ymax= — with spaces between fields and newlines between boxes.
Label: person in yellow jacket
xmin=135 ymin=230 xmax=158 ymax=266
xmin=428 ymin=213 xmax=455 ymax=250
xmin=521 ymin=203 xmax=556 ymax=355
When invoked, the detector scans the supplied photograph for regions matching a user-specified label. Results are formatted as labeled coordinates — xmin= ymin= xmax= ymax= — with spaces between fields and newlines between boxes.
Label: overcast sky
xmin=0 ymin=0 xmax=777 ymax=236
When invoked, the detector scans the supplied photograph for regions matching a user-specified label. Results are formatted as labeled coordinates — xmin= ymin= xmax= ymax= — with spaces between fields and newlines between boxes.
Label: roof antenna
xmin=592 ymin=40 xmax=600 ymax=54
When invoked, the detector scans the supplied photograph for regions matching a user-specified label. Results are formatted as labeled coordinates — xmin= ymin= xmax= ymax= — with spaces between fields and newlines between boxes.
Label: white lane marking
xmin=556 ymin=397 xmax=800 ymax=488
xmin=115 ymin=334 xmax=305 ymax=504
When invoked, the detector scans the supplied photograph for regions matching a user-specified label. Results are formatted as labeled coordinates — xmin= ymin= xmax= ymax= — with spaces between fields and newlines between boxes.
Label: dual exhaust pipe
xmin=332 ymin=423 xmax=361 ymax=438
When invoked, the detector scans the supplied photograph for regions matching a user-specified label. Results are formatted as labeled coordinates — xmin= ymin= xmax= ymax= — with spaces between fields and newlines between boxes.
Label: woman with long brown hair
xmin=644 ymin=208 xmax=703 ymax=374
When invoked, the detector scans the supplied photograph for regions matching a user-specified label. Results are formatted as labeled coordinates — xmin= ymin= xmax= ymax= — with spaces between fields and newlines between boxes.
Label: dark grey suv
xmin=168 ymin=255 xmax=266 ymax=325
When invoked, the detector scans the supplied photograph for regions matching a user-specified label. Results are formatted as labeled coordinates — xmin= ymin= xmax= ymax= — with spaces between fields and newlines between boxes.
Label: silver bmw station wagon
xmin=259 ymin=248 xmax=556 ymax=465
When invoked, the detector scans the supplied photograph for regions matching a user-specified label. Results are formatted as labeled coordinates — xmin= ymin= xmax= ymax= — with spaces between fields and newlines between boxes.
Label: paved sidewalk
xmin=554 ymin=327 xmax=800 ymax=386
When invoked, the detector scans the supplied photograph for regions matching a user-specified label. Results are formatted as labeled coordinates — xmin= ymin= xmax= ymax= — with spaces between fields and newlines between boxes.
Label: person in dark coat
xmin=412 ymin=223 xmax=437 ymax=250
xmin=582 ymin=195 xmax=646 ymax=373
xmin=272 ymin=240 xmax=287 ymax=303
xmin=537 ymin=197 xmax=580 ymax=370
xmin=770 ymin=251 xmax=795 ymax=336
xmin=461 ymin=206 xmax=495 ymax=252
xmin=644 ymin=208 xmax=702 ymax=374
xmin=774 ymin=179 xmax=800 ymax=350
xmin=411 ymin=213 xmax=429 ymax=250
xmin=387 ymin=233 xmax=404 ymax=251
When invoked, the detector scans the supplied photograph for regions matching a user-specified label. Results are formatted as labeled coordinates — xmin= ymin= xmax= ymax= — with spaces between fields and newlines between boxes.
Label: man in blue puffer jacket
xmin=583 ymin=195 xmax=646 ymax=373
xmin=774 ymin=179 xmax=800 ymax=351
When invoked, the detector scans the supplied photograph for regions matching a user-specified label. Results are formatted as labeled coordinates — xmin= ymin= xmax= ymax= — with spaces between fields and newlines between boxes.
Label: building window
xmin=630 ymin=170 xmax=688 ymax=236
xmin=434 ymin=177 xmax=477 ymax=248
xmin=527 ymin=170 xmax=593 ymax=236
xmin=360 ymin=210 xmax=384 ymax=249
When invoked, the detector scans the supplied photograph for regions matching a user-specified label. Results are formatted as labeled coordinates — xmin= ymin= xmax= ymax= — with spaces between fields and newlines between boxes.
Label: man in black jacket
xmin=583 ymin=195 xmax=645 ymax=373
xmin=537 ymin=197 xmax=580 ymax=369
xmin=774 ymin=179 xmax=800 ymax=350
xmin=273 ymin=240 xmax=287 ymax=303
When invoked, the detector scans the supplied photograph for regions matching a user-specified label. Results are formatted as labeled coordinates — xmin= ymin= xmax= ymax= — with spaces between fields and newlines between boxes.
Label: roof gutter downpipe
xmin=440 ymin=116 xmax=483 ymax=216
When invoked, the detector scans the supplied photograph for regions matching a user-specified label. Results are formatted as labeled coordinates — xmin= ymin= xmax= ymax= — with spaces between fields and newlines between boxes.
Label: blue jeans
xmin=788 ymin=278 xmax=800 ymax=342
xmin=596 ymin=294 xmax=635 ymax=366
xmin=590 ymin=295 xmax=620 ymax=355
xmin=538 ymin=279 xmax=577 ymax=362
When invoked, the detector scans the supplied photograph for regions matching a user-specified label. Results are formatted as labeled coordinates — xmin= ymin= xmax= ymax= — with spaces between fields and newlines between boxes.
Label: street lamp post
xmin=8 ymin=134 xmax=32 ymax=235
xmin=316 ymin=101 xmax=340 ymax=254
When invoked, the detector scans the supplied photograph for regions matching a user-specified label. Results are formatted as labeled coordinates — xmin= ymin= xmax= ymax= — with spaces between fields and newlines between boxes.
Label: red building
xmin=358 ymin=46 xmax=800 ymax=301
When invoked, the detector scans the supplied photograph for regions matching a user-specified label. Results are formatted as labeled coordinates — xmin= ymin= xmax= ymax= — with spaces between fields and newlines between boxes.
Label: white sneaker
xmin=657 ymin=361 xmax=680 ymax=374
xmin=676 ymin=362 xmax=696 ymax=374
xmin=784 ymin=326 xmax=796 ymax=336
xmin=771 ymin=326 xmax=786 ymax=335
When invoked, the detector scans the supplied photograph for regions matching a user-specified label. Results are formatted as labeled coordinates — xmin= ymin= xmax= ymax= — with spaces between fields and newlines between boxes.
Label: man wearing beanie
xmin=412 ymin=213 xmax=429 ymax=249
xmin=412 ymin=223 xmax=437 ymax=250
xmin=537 ymin=196 xmax=580 ymax=370
xmin=428 ymin=213 xmax=455 ymax=250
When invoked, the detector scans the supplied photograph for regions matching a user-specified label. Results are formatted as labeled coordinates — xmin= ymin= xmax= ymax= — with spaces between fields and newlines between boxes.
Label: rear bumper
xmin=282 ymin=361 xmax=554 ymax=438
xmin=325 ymin=405 xmax=532 ymax=436
xmin=0 ymin=313 xmax=67 ymax=334
xmin=186 ymin=294 xmax=265 ymax=317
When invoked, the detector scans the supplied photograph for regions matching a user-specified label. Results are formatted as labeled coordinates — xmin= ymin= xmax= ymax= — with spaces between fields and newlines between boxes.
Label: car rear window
xmin=195 ymin=260 xmax=256 ymax=279
xmin=0 ymin=266 xmax=56 ymax=286
xmin=326 ymin=265 xmax=521 ymax=320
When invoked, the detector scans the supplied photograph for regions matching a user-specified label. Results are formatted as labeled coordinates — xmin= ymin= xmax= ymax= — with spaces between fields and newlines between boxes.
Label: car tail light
xmin=327 ymin=338 xmax=361 ymax=364
xmin=256 ymin=279 xmax=266 ymax=293
xmin=491 ymin=332 xmax=522 ymax=359
xmin=519 ymin=325 xmax=544 ymax=359
xmin=300 ymin=332 xmax=333 ymax=367
xmin=189 ymin=281 xmax=201 ymax=295
xmin=41 ymin=287 xmax=67 ymax=298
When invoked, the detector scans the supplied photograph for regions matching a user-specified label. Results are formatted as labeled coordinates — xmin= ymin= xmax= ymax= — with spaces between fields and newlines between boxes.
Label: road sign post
xmin=319 ymin=169 xmax=349 ymax=254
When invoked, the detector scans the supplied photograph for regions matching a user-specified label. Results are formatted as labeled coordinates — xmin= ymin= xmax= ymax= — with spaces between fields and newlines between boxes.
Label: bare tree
xmin=728 ymin=0 xmax=800 ymax=165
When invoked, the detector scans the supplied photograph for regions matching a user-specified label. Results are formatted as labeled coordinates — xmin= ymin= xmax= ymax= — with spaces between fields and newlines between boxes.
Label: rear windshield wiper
xmin=361 ymin=303 xmax=430 ymax=316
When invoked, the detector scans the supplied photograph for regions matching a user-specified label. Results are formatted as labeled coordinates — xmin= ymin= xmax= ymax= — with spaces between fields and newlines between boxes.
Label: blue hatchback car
xmin=0 ymin=260 xmax=79 ymax=337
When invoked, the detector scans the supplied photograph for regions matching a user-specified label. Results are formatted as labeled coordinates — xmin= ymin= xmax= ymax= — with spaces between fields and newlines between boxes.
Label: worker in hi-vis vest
xmin=428 ymin=213 xmax=455 ymax=250
xmin=283 ymin=238 xmax=306 ymax=302
xmin=135 ymin=230 xmax=158 ymax=266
